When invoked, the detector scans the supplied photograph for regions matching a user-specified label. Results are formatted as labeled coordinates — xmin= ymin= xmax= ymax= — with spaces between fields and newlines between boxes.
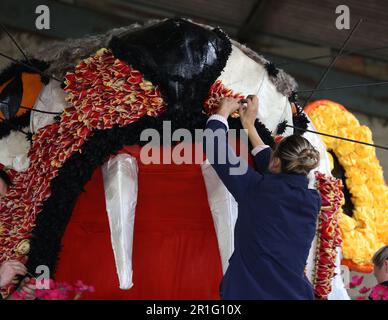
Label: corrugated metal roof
xmin=255 ymin=0 xmax=388 ymax=60
xmin=128 ymin=0 xmax=257 ymax=27
xmin=95 ymin=0 xmax=388 ymax=61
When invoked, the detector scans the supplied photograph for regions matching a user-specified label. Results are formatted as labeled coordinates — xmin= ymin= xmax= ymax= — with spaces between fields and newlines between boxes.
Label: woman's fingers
xmin=8 ymin=261 xmax=27 ymax=269
xmin=13 ymin=268 xmax=27 ymax=276
xmin=218 ymin=97 xmax=240 ymax=117
xmin=239 ymin=105 xmax=246 ymax=117
xmin=3 ymin=261 xmax=27 ymax=276
xmin=8 ymin=262 xmax=27 ymax=275
xmin=0 ymin=261 xmax=28 ymax=288
xmin=246 ymin=96 xmax=259 ymax=114
xmin=19 ymin=278 xmax=36 ymax=300
xmin=228 ymin=98 xmax=241 ymax=112
xmin=21 ymin=284 xmax=35 ymax=295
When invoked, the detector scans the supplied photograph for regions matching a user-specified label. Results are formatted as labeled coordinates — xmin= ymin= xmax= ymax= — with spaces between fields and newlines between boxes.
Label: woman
xmin=0 ymin=261 xmax=36 ymax=300
xmin=0 ymin=169 xmax=11 ymax=197
xmin=369 ymin=245 xmax=388 ymax=300
xmin=204 ymin=95 xmax=321 ymax=300
xmin=372 ymin=245 xmax=388 ymax=286
xmin=0 ymin=167 xmax=36 ymax=300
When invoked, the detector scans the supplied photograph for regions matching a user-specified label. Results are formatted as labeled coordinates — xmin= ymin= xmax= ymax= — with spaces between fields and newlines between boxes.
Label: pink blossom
xmin=356 ymin=296 xmax=366 ymax=300
xmin=74 ymin=280 xmax=95 ymax=294
xmin=382 ymin=288 xmax=388 ymax=300
xmin=349 ymin=275 xmax=364 ymax=289
xmin=358 ymin=286 xmax=371 ymax=294
xmin=370 ymin=285 xmax=386 ymax=300
xmin=11 ymin=291 xmax=29 ymax=300
xmin=31 ymin=279 xmax=95 ymax=300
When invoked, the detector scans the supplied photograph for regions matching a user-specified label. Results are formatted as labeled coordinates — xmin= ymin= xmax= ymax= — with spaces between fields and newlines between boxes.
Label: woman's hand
xmin=239 ymin=95 xmax=259 ymax=129
xmin=239 ymin=95 xmax=265 ymax=149
xmin=0 ymin=260 xmax=27 ymax=288
xmin=216 ymin=97 xmax=241 ymax=119
xmin=7 ymin=278 xmax=36 ymax=300
xmin=18 ymin=278 xmax=36 ymax=300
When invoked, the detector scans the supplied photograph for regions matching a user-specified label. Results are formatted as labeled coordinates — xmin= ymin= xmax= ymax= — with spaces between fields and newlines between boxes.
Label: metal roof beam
xmin=237 ymin=0 xmax=268 ymax=43
xmin=0 ymin=0 xmax=131 ymax=39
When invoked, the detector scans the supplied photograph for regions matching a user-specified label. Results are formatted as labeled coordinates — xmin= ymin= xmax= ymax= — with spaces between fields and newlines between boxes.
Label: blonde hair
xmin=273 ymin=135 xmax=320 ymax=176
xmin=372 ymin=245 xmax=388 ymax=268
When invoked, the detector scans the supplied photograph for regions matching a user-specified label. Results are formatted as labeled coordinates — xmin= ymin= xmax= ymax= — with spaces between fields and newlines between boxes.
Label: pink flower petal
xmin=358 ymin=286 xmax=371 ymax=294
xmin=349 ymin=275 xmax=364 ymax=289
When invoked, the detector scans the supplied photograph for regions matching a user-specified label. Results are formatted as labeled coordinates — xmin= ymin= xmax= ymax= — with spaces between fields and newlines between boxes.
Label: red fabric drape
xmin=55 ymin=145 xmax=223 ymax=299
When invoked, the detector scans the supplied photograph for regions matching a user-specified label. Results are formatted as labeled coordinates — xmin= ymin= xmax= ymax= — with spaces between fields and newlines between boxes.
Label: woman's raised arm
xmin=203 ymin=98 xmax=263 ymax=202
xmin=239 ymin=96 xmax=272 ymax=173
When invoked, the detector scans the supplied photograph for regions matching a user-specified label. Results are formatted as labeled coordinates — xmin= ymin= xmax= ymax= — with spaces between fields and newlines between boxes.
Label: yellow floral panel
xmin=306 ymin=100 xmax=387 ymax=270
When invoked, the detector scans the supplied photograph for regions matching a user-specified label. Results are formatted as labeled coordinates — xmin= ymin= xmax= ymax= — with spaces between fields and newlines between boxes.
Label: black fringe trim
xmin=292 ymin=112 xmax=310 ymax=135
xmin=276 ymin=120 xmax=288 ymax=135
xmin=265 ymin=62 xmax=279 ymax=78
xmin=288 ymin=92 xmax=310 ymax=135
xmin=288 ymin=91 xmax=298 ymax=104
xmin=329 ymin=151 xmax=354 ymax=217
xmin=253 ymin=119 xmax=275 ymax=148
xmin=0 ymin=170 xmax=12 ymax=187
xmin=0 ymin=111 xmax=30 ymax=139
xmin=0 ymin=59 xmax=50 ymax=85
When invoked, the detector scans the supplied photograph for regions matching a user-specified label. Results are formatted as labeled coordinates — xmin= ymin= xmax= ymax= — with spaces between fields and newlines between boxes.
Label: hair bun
xmin=298 ymin=148 xmax=320 ymax=172
xmin=274 ymin=135 xmax=320 ymax=176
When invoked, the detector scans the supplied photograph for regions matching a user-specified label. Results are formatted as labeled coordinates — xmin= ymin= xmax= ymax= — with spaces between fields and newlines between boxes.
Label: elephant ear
xmin=0 ymin=75 xmax=23 ymax=120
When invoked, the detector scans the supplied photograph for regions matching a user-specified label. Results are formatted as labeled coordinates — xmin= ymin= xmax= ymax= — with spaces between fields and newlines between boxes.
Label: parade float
xmin=0 ymin=18 xmax=349 ymax=299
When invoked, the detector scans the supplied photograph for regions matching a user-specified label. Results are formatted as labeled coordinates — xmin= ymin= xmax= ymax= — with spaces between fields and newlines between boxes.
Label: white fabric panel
xmin=102 ymin=154 xmax=139 ymax=290
xmin=0 ymin=129 xmax=30 ymax=171
xmin=328 ymin=247 xmax=351 ymax=300
xmin=201 ymin=160 xmax=238 ymax=274
xmin=282 ymin=100 xmax=294 ymax=137
xmin=30 ymin=80 xmax=69 ymax=133
xmin=218 ymin=46 xmax=264 ymax=96
xmin=217 ymin=45 xmax=294 ymax=135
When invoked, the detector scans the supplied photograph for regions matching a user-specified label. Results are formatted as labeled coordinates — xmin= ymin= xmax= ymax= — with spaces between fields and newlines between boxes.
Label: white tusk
xmin=201 ymin=159 xmax=238 ymax=274
xmin=102 ymin=154 xmax=138 ymax=290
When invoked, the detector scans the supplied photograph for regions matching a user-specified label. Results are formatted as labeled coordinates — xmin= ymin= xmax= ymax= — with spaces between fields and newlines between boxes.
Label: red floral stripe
xmin=313 ymin=172 xmax=344 ymax=300
xmin=203 ymin=80 xmax=244 ymax=117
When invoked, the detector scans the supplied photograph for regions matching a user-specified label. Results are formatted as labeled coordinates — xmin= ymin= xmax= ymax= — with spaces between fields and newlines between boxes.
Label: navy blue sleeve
xmin=203 ymin=119 xmax=263 ymax=202
xmin=253 ymin=148 xmax=272 ymax=174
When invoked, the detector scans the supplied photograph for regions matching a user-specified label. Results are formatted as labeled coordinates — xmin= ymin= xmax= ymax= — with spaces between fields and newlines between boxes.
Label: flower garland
xmin=0 ymin=48 xmax=166 ymax=298
xmin=314 ymin=172 xmax=344 ymax=300
xmin=204 ymin=80 xmax=275 ymax=147
xmin=203 ymin=80 xmax=244 ymax=117
xmin=306 ymin=100 xmax=388 ymax=271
